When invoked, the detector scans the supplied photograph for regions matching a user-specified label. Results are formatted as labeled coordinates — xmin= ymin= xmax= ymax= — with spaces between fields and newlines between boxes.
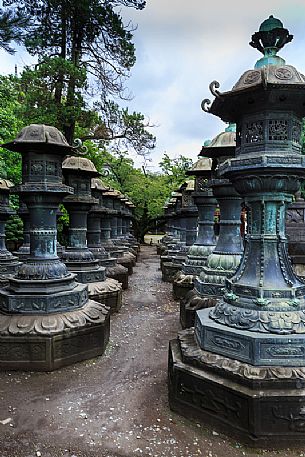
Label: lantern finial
xmin=249 ymin=15 xmax=293 ymax=68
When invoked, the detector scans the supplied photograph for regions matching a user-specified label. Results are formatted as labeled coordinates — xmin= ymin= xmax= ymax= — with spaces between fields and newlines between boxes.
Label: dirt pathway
xmin=0 ymin=246 xmax=300 ymax=457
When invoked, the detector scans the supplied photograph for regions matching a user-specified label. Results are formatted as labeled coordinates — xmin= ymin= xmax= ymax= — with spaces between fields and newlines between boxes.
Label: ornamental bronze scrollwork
xmin=201 ymin=98 xmax=211 ymax=113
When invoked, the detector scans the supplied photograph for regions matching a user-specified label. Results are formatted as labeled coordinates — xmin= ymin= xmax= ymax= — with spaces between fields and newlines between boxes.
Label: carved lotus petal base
xmin=196 ymin=306 xmax=305 ymax=366
xmin=0 ymin=300 xmax=110 ymax=371
xmin=116 ymin=256 xmax=133 ymax=275
xmin=162 ymin=262 xmax=183 ymax=283
xmin=17 ymin=259 xmax=69 ymax=280
xmin=87 ymin=278 xmax=122 ymax=314
xmin=210 ymin=299 xmax=305 ymax=335
xmin=180 ymin=290 xmax=218 ymax=329
xmin=187 ymin=244 xmax=215 ymax=258
xmin=173 ymin=271 xmax=194 ymax=285
xmin=169 ymin=331 xmax=305 ymax=447
xmin=172 ymin=272 xmax=195 ymax=300
xmin=106 ymin=264 xmax=129 ymax=290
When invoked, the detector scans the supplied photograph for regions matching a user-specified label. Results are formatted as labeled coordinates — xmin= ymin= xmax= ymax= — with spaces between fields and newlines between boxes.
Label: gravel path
xmin=0 ymin=246 xmax=300 ymax=457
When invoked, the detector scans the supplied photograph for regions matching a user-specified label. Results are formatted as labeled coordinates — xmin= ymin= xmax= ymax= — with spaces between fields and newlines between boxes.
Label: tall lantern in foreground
xmin=0 ymin=125 xmax=110 ymax=371
xmin=169 ymin=16 xmax=305 ymax=446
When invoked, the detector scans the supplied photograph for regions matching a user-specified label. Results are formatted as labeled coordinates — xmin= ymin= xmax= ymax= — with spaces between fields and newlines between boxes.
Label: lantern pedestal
xmin=0 ymin=125 xmax=110 ymax=370
xmin=0 ymin=300 xmax=109 ymax=371
xmin=62 ymin=159 xmax=122 ymax=314
xmin=169 ymin=329 xmax=305 ymax=447
xmin=169 ymin=16 xmax=305 ymax=446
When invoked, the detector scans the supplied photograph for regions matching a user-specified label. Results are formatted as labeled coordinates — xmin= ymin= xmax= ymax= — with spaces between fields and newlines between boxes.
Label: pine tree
xmin=3 ymin=0 xmax=146 ymax=143
xmin=0 ymin=8 xmax=29 ymax=54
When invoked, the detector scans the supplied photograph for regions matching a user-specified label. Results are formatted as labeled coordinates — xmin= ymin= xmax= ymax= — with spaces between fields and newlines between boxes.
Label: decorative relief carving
xmin=29 ymin=128 xmax=40 ymax=138
xmin=53 ymin=331 xmax=102 ymax=358
xmin=178 ymin=329 xmax=305 ymax=381
xmin=268 ymin=119 xmax=288 ymax=141
xmin=266 ymin=346 xmax=304 ymax=357
xmin=245 ymin=121 xmax=264 ymax=143
xmin=0 ymin=300 xmax=109 ymax=336
xmin=46 ymin=161 xmax=58 ymax=176
xmin=30 ymin=160 xmax=44 ymax=175
xmin=178 ymin=373 xmax=243 ymax=422
xmin=211 ymin=335 xmax=245 ymax=352
xmin=243 ymin=71 xmax=261 ymax=85
xmin=196 ymin=177 xmax=209 ymax=192
xmin=292 ymin=120 xmax=302 ymax=144
xmin=274 ymin=67 xmax=293 ymax=80
xmin=0 ymin=342 xmax=46 ymax=361
xmin=210 ymin=300 xmax=305 ymax=334
xmin=273 ymin=406 xmax=305 ymax=432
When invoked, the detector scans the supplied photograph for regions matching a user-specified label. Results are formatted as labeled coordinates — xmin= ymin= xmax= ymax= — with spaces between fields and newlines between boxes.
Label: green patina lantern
xmin=169 ymin=16 xmax=305 ymax=446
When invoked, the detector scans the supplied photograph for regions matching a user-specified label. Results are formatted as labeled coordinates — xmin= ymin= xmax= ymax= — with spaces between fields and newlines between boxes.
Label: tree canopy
xmin=0 ymin=7 xmax=29 ymax=54
xmin=85 ymin=142 xmax=193 ymax=240
xmin=0 ymin=1 xmax=195 ymax=242
xmin=2 ymin=0 xmax=148 ymax=143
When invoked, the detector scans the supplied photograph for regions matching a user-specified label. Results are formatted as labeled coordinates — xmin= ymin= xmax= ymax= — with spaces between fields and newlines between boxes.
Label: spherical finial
xmin=259 ymin=15 xmax=283 ymax=32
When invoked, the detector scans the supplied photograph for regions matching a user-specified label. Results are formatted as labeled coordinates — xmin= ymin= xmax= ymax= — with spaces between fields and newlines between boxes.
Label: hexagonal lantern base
xmin=195 ymin=308 xmax=305 ymax=366
xmin=87 ymin=278 xmax=122 ymax=314
xmin=180 ymin=292 xmax=217 ymax=329
xmin=0 ymin=300 xmax=110 ymax=371
xmin=162 ymin=260 xmax=184 ymax=283
xmin=106 ymin=263 xmax=129 ymax=290
xmin=169 ymin=329 xmax=305 ymax=448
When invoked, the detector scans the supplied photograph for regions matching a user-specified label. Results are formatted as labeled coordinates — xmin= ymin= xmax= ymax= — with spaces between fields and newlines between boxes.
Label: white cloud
xmin=2 ymin=2 xmax=305 ymax=170
xmin=122 ymin=1 xmax=305 ymax=166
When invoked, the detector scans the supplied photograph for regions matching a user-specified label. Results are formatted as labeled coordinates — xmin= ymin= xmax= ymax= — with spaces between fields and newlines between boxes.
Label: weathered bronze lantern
xmin=0 ymin=179 xmax=21 ymax=277
xmin=0 ymin=125 xmax=110 ymax=370
xmin=102 ymin=189 xmax=136 ymax=275
xmin=180 ymin=125 xmax=243 ymax=328
xmin=62 ymin=157 xmax=122 ymax=313
xmin=172 ymin=154 xmax=216 ymax=297
xmin=162 ymin=184 xmax=198 ymax=283
xmin=169 ymin=17 xmax=305 ymax=446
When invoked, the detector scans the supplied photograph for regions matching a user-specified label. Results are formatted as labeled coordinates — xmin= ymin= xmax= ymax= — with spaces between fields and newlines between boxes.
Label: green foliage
xmin=5 ymin=215 xmax=23 ymax=242
xmin=159 ymin=153 xmax=193 ymax=186
xmin=3 ymin=0 xmax=147 ymax=143
xmin=85 ymin=143 xmax=193 ymax=239
xmin=0 ymin=75 xmax=23 ymax=183
xmin=0 ymin=7 xmax=29 ymax=54
xmin=88 ymin=99 xmax=156 ymax=155
xmin=19 ymin=58 xmax=87 ymax=131
xmin=57 ymin=204 xmax=69 ymax=246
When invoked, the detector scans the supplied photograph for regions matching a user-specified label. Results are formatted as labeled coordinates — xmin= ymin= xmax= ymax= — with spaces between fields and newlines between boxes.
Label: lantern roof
xmin=202 ymin=123 xmax=236 ymax=158
xmin=62 ymin=156 xmax=100 ymax=177
xmin=2 ymin=124 xmax=74 ymax=154
xmin=202 ymin=17 xmax=305 ymax=122
xmin=91 ymin=178 xmax=109 ymax=191
xmin=259 ymin=15 xmax=283 ymax=32
xmin=185 ymin=179 xmax=195 ymax=191
xmin=0 ymin=179 xmax=14 ymax=191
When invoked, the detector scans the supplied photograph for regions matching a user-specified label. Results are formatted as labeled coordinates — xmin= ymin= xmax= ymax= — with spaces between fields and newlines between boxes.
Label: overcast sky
xmin=1 ymin=1 xmax=305 ymax=169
